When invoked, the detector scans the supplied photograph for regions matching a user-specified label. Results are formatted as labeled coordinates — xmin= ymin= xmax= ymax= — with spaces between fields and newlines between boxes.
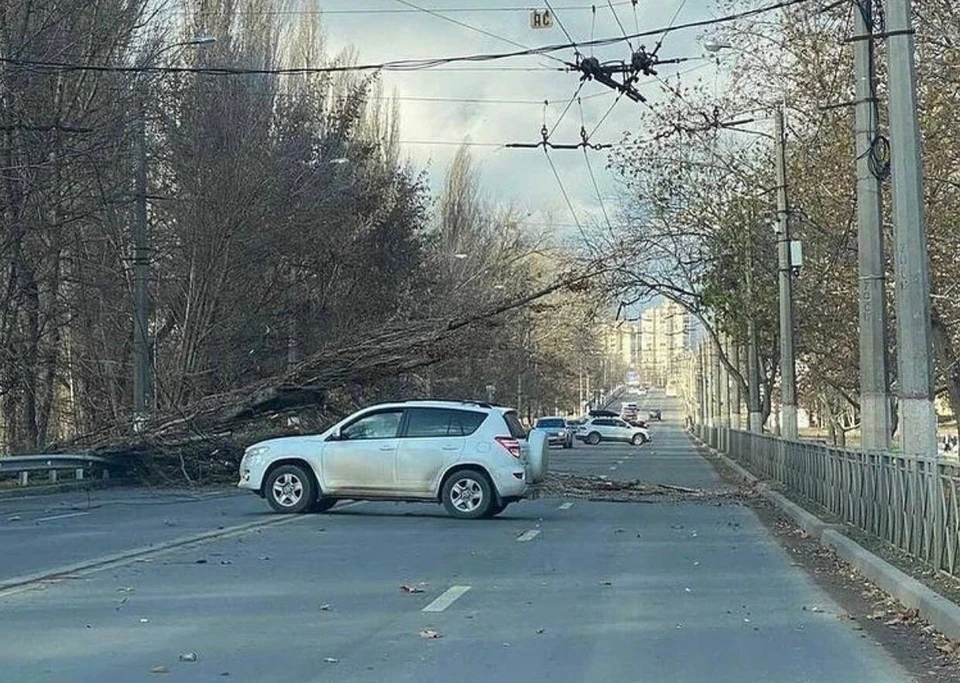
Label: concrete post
xmin=885 ymin=0 xmax=937 ymax=457
xmin=775 ymin=107 xmax=798 ymax=440
xmin=854 ymin=0 xmax=892 ymax=451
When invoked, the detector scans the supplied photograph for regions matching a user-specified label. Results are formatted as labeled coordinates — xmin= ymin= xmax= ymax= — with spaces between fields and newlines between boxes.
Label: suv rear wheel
xmin=586 ymin=431 xmax=601 ymax=445
xmin=442 ymin=469 xmax=493 ymax=519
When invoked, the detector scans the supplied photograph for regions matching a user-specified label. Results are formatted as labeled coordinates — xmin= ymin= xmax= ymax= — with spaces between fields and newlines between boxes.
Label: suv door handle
xmin=442 ymin=445 xmax=459 ymax=451
xmin=379 ymin=445 xmax=394 ymax=451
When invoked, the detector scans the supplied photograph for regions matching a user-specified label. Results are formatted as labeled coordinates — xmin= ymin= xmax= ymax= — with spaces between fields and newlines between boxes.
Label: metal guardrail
xmin=695 ymin=424 xmax=960 ymax=580
xmin=0 ymin=454 xmax=109 ymax=486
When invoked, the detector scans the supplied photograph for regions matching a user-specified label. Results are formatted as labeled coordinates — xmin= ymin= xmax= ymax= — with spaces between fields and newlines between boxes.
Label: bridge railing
xmin=0 ymin=454 xmax=110 ymax=487
xmin=694 ymin=424 xmax=960 ymax=580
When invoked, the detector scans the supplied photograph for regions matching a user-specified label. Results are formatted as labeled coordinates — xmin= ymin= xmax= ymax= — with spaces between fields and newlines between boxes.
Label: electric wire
xmin=543 ymin=146 xmax=584 ymax=235
xmin=0 ymin=0 xmax=815 ymax=76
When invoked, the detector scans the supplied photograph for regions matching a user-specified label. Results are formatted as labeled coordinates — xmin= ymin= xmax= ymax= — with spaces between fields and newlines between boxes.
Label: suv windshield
xmin=535 ymin=418 xmax=565 ymax=428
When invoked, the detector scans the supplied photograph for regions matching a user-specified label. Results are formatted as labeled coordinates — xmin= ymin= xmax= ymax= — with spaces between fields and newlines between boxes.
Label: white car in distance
xmin=576 ymin=416 xmax=650 ymax=446
xmin=238 ymin=400 xmax=548 ymax=519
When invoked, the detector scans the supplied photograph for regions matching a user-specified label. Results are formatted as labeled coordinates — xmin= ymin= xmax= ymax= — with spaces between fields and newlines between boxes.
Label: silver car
xmin=239 ymin=400 xmax=548 ymax=519
xmin=534 ymin=416 xmax=573 ymax=449
xmin=576 ymin=416 xmax=649 ymax=446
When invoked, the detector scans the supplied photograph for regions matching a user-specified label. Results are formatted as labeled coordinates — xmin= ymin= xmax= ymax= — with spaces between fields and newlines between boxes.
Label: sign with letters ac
xmin=530 ymin=9 xmax=553 ymax=29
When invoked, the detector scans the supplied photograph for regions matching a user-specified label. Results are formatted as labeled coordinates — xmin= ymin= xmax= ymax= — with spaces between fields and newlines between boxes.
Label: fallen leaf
xmin=419 ymin=629 xmax=442 ymax=639
xmin=220 ymin=560 xmax=232 ymax=565
xmin=324 ymin=657 xmax=339 ymax=664
xmin=178 ymin=652 xmax=199 ymax=662
xmin=400 ymin=584 xmax=424 ymax=594
xmin=150 ymin=665 xmax=169 ymax=674
xmin=319 ymin=604 xmax=331 ymax=611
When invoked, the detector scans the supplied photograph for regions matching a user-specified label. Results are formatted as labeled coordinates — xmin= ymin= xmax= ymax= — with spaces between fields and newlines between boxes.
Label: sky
xmin=313 ymin=0 xmax=723 ymax=242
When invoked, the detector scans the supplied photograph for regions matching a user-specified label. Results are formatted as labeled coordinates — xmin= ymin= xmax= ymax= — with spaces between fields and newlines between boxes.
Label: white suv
xmin=576 ymin=416 xmax=649 ymax=446
xmin=238 ymin=400 xmax=548 ymax=519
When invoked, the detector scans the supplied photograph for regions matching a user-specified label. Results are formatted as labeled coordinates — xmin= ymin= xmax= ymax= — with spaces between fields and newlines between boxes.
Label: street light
xmin=700 ymin=38 xmax=798 ymax=440
xmin=133 ymin=34 xmax=215 ymax=433
xmin=703 ymin=40 xmax=733 ymax=53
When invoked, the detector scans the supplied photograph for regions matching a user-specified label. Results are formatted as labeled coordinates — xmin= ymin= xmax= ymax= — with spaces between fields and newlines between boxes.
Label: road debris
xmin=178 ymin=652 xmax=199 ymax=662
xmin=319 ymin=604 xmax=332 ymax=611
xmin=324 ymin=657 xmax=339 ymax=664
xmin=150 ymin=665 xmax=169 ymax=674
xmin=419 ymin=629 xmax=442 ymax=639
xmin=400 ymin=584 xmax=425 ymax=594
xmin=139 ymin=618 xmax=150 ymax=624
xmin=7 ymin=515 xmax=21 ymax=522
xmin=534 ymin=473 xmax=748 ymax=503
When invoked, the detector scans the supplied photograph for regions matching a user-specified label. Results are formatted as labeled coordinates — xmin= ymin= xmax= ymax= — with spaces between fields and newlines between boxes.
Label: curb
xmin=688 ymin=430 xmax=960 ymax=642
xmin=0 ymin=514 xmax=305 ymax=597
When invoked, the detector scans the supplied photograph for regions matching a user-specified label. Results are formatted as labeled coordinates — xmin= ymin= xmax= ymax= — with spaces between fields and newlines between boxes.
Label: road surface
xmin=0 ymin=394 xmax=915 ymax=682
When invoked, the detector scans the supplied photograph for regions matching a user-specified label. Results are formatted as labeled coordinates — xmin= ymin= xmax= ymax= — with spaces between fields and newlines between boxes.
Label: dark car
xmin=648 ymin=409 xmax=662 ymax=421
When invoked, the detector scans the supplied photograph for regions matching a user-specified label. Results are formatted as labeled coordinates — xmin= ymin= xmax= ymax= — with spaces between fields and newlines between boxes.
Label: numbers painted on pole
xmin=530 ymin=9 xmax=554 ymax=29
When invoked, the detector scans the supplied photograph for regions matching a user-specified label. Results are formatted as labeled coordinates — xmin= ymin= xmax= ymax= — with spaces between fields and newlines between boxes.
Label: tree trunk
xmin=931 ymin=305 xmax=960 ymax=442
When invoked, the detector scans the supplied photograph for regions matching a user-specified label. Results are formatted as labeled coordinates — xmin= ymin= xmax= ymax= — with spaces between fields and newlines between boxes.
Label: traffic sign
xmin=530 ymin=9 xmax=554 ymax=29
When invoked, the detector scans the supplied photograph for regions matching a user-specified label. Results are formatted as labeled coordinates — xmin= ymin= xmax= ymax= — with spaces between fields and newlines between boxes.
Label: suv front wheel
xmin=442 ymin=469 xmax=493 ymax=519
xmin=265 ymin=463 xmax=316 ymax=514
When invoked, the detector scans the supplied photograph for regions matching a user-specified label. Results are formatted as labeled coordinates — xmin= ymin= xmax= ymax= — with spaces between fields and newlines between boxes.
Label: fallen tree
xmin=61 ymin=265 xmax=607 ymax=484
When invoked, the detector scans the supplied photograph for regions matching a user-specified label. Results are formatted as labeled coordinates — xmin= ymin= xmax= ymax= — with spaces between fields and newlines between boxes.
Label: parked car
xmin=575 ymin=417 xmax=650 ymax=446
xmin=648 ymin=408 xmax=662 ymax=421
xmin=534 ymin=416 xmax=573 ymax=449
xmin=239 ymin=400 xmax=548 ymax=519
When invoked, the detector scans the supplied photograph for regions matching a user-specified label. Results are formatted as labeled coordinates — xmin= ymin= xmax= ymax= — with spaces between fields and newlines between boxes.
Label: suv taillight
xmin=495 ymin=436 xmax=521 ymax=458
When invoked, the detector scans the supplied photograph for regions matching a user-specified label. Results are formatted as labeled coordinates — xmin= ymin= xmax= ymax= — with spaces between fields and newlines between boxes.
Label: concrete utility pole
xmin=745 ymin=230 xmax=764 ymax=433
xmin=712 ymin=338 xmax=724 ymax=428
xmin=697 ymin=344 xmax=706 ymax=425
xmin=733 ymin=341 xmax=744 ymax=430
xmin=132 ymin=36 xmax=215 ymax=431
xmin=885 ymin=0 xmax=937 ymax=457
xmin=774 ymin=106 xmax=798 ymax=440
xmin=853 ymin=0 xmax=892 ymax=451
xmin=723 ymin=335 xmax=734 ymax=429
xmin=133 ymin=86 xmax=151 ymax=431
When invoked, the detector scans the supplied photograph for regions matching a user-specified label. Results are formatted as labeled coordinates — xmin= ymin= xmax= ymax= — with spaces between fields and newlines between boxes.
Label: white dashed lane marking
xmin=422 ymin=585 xmax=471 ymax=612
xmin=516 ymin=529 xmax=541 ymax=542
xmin=558 ymin=502 xmax=573 ymax=510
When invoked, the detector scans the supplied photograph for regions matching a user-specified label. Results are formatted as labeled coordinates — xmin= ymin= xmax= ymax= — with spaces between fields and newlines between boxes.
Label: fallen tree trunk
xmin=53 ymin=264 xmax=611 ymax=484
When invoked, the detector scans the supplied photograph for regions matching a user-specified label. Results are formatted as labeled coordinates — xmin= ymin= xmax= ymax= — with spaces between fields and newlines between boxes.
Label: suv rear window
xmin=405 ymin=408 xmax=487 ymax=437
xmin=502 ymin=411 xmax=527 ymax=439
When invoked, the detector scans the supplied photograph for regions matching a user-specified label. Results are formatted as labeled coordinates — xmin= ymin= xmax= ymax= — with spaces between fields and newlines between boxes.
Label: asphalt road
xmin=0 ymin=394 xmax=916 ymax=682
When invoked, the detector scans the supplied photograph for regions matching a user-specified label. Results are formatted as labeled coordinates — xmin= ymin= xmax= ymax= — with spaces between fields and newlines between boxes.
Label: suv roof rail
xmin=398 ymin=398 xmax=494 ymax=409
